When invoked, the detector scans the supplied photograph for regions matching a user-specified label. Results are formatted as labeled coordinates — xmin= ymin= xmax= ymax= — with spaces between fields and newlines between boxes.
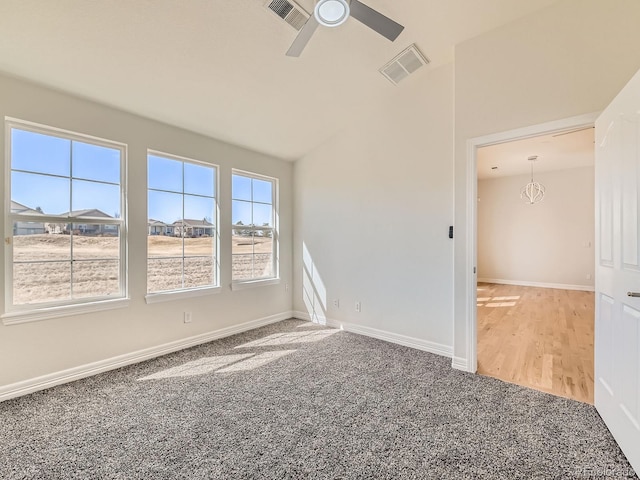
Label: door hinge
xmin=473 ymin=267 xmax=476 ymax=274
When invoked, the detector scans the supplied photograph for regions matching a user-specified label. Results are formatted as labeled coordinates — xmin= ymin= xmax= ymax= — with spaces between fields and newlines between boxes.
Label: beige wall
xmin=0 ymin=74 xmax=293 ymax=388
xmin=293 ymin=63 xmax=454 ymax=349
xmin=478 ymin=166 xmax=595 ymax=289
xmin=453 ymin=0 xmax=640 ymax=363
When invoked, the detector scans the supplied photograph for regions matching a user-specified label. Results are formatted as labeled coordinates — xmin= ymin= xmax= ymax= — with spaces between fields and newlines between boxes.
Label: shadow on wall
xmin=302 ymin=242 xmax=327 ymax=324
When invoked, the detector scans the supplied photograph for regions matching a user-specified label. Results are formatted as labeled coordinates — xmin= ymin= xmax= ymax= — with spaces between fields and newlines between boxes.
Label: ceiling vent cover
xmin=266 ymin=0 xmax=309 ymax=31
xmin=380 ymin=44 xmax=430 ymax=85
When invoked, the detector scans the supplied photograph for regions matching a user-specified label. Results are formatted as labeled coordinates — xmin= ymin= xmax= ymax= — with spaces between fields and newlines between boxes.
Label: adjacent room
xmin=1 ymin=0 xmax=640 ymax=478
xmin=475 ymin=128 xmax=595 ymax=404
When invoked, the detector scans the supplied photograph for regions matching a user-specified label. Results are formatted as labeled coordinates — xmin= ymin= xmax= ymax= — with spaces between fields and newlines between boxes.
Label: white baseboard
xmin=292 ymin=311 xmax=452 ymax=358
xmin=0 ymin=311 xmax=293 ymax=403
xmin=452 ymin=356 xmax=471 ymax=372
xmin=477 ymin=278 xmax=595 ymax=292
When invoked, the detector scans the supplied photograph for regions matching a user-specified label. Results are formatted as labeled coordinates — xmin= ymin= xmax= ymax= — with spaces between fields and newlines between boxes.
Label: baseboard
xmin=452 ymin=356 xmax=471 ymax=372
xmin=292 ymin=311 xmax=452 ymax=358
xmin=478 ymin=278 xmax=595 ymax=292
xmin=0 ymin=311 xmax=293 ymax=403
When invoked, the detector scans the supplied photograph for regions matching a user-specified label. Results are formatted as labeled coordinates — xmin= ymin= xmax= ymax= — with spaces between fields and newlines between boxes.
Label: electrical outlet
xmin=333 ymin=299 xmax=340 ymax=308
xmin=184 ymin=312 xmax=192 ymax=324
xmin=285 ymin=283 xmax=289 ymax=292
xmin=586 ymin=274 xmax=592 ymax=280
xmin=355 ymin=301 xmax=361 ymax=313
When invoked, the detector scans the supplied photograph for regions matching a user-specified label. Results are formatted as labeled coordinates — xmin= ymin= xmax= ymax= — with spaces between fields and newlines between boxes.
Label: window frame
xmin=145 ymin=149 xmax=220 ymax=303
xmin=2 ymin=117 xmax=128 ymax=324
xmin=231 ymin=169 xmax=279 ymax=288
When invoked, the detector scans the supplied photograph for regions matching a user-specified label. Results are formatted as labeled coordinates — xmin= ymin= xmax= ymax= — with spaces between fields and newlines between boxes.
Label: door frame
xmin=462 ymin=112 xmax=600 ymax=373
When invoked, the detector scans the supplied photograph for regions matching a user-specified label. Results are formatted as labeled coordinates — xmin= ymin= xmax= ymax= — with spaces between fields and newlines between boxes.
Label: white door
xmin=595 ymin=67 xmax=640 ymax=476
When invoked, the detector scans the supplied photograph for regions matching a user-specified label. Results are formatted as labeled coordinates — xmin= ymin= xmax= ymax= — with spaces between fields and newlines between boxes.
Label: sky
xmin=10 ymin=128 xmax=274 ymax=226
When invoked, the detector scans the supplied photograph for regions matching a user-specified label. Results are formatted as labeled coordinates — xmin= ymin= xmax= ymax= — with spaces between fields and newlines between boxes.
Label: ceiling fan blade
xmin=349 ymin=0 xmax=404 ymax=42
xmin=286 ymin=16 xmax=320 ymax=57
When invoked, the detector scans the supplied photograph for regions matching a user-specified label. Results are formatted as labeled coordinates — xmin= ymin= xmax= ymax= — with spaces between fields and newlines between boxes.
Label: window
xmin=232 ymin=170 xmax=278 ymax=283
xmin=5 ymin=119 xmax=126 ymax=312
xmin=147 ymin=151 xmax=218 ymax=295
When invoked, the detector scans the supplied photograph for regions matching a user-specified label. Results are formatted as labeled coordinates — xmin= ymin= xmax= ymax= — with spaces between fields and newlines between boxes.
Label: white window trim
xmin=1 ymin=298 xmax=130 ymax=326
xmin=231 ymin=278 xmax=280 ymax=291
xmin=145 ymin=285 xmax=221 ymax=304
xmin=146 ymin=149 xmax=220 ymax=295
xmin=4 ymin=117 xmax=128 ymax=317
xmin=231 ymin=169 xmax=279 ymax=285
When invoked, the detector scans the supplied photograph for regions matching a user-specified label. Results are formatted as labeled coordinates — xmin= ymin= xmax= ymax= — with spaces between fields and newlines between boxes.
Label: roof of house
xmin=148 ymin=219 xmax=168 ymax=227
xmin=62 ymin=209 xmax=113 ymax=218
xmin=11 ymin=200 xmax=43 ymax=215
xmin=173 ymin=219 xmax=214 ymax=228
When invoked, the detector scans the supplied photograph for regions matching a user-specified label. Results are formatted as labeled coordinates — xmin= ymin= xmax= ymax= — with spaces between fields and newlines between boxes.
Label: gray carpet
xmin=0 ymin=319 xmax=636 ymax=479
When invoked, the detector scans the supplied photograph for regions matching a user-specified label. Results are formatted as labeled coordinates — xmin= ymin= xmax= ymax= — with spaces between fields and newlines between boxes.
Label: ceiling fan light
xmin=315 ymin=0 xmax=350 ymax=27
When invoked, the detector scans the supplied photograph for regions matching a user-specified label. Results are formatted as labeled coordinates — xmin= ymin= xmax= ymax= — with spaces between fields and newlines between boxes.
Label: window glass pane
xmin=11 ymin=171 xmax=69 ymax=215
xmin=72 ymin=260 xmax=119 ymax=299
xmin=253 ymin=203 xmax=273 ymax=227
xmin=254 ymin=253 xmax=274 ymax=278
xmin=252 ymin=178 xmax=272 ymax=204
xmin=72 ymin=225 xmax=119 ymax=260
xmin=71 ymin=180 xmax=120 ymax=218
xmin=148 ymin=155 xmax=182 ymax=193
xmin=232 ymin=200 xmax=252 ymax=226
xmin=148 ymin=190 xmax=183 ymax=226
xmin=11 ymin=129 xmax=70 ymax=177
xmin=13 ymin=224 xmax=70 ymax=261
xmin=184 ymin=162 xmax=214 ymax=197
xmin=147 ymin=258 xmax=183 ymax=293
xmin=148 ymin=234 xmax=183 ymax=259
xmin=72 ymin=141 xmax=120 ymax=184
xmin=13 ymin=261 xmax=71 ymax=304
xmin=184 ymin=195 xmax=215 ymax=232
xmin=184 ymin=235 xmax=213 ymax=257
xmin=184 ymin=257 xmax=214 ymax=288
xmin=232 ymin=174 xmax=251 ymax=201
xmin=232 ymin=254 xmax=253 ymax=281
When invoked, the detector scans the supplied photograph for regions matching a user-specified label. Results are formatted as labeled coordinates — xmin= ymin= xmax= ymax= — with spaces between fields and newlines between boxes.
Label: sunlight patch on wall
xmin=302 ymin=242 xmax=327 ymax=324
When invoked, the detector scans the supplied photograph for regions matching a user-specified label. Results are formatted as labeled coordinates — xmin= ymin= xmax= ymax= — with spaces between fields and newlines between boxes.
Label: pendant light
xmin=520 ymin=155 xmax=545 ymax=204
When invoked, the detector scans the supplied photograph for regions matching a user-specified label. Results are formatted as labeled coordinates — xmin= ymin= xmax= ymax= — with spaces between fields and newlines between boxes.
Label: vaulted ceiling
xmin=0 ymin=0 xmax=560 ymax=160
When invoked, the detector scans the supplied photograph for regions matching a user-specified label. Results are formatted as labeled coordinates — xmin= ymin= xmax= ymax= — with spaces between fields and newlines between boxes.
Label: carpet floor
xmin=1 ymin=319 xmax=636 ymax=479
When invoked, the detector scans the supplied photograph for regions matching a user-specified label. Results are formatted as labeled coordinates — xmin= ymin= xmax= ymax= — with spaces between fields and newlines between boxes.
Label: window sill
xmin=2 ymin=298 xmax=130 ymax=326
xmin=231 ymin=278 xmax=280 ymax=291
xmin=145 ymin=286 xmax=221 ymax=304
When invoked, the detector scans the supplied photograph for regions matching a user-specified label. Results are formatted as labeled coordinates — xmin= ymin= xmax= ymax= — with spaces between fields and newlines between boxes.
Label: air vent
xmin=266 ymin=0 xmax=309 ymax=31
xmin=380 ymin=44 xmax=430 ymax=86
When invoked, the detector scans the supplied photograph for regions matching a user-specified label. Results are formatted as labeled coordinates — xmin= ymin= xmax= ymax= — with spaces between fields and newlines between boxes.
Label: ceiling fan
xmin=286 ymin=0 xmax=404 ymax=57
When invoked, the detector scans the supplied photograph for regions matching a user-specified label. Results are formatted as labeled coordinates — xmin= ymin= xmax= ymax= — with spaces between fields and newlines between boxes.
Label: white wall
xmin=477 ymin=166 xmax=594 ymax=289
xmin=293 ymin=63 xmax=454 ymax=354
xmin=453 ymin=0 xmax=640 ymax=364
xmin=0 ymin=73 xmax=293 ymax=390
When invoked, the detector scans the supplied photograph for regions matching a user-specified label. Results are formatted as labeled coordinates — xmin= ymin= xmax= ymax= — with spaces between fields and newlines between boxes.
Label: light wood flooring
xmin=477 ymin=283 xmax=594 ymax=404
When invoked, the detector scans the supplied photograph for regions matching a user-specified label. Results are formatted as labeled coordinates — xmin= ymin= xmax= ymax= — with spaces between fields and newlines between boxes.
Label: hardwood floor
xmin=477 ymin=283 xmax=594 ymax=404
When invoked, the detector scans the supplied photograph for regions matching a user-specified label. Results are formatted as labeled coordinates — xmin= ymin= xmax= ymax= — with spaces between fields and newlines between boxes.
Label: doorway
xmin=470 ymin=118 xmax=597 ymax=403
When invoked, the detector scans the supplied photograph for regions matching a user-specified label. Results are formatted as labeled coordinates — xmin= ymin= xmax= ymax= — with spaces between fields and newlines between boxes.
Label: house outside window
xmin=232 ymin=170 xmax=278 ymax=284
xmin=147 ymin=151 xmax=218 ymax=295
xmin=4 ymin=119 xmax=127 ymax=315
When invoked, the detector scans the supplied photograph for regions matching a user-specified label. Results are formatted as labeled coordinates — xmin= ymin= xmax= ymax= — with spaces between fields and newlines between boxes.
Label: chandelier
xmin=520 ymin=155 xmax=545 ymax=204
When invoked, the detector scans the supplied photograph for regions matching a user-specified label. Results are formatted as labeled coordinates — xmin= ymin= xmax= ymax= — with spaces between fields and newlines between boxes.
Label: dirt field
xmin=12 ymin=234 xmax=273 ymax=303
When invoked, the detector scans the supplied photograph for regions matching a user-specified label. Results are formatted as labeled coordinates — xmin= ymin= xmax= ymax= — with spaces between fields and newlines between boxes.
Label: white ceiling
xmin=0 ymin=0 xmax=561 ymax=160
xmin=477 ymin=127 xmax=595 ymax=180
